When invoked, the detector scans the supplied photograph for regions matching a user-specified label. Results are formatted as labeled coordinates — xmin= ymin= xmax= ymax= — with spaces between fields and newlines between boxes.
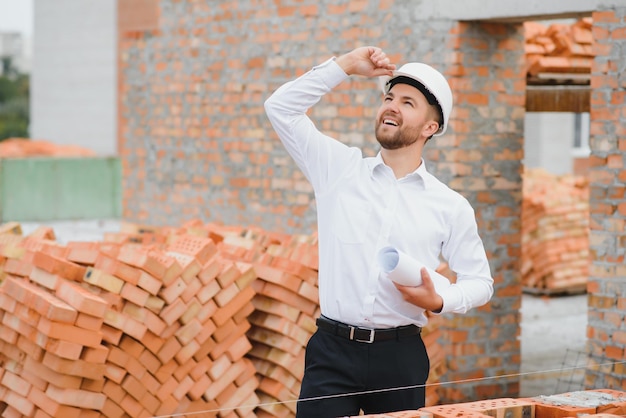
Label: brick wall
xmin=433 ymin=21 xmax=525 ymax=403
xmin=587 ymin=5 xmax=626 ymax=390
xmin=118 ymin=0 xmax=523 ymax=403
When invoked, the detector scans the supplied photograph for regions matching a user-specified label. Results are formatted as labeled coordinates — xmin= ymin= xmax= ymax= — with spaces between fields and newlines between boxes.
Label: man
xmin=264 ymin=46 xmax=494 ymax=417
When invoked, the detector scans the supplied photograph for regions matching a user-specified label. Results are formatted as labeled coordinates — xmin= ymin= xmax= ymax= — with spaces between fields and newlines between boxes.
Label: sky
xmin=0 ymin=0 xmax=33 ymax=37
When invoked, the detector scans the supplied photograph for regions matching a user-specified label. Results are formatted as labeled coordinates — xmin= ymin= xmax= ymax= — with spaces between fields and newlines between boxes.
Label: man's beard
xmin=375 ymin=120 xmax=420 ymax=150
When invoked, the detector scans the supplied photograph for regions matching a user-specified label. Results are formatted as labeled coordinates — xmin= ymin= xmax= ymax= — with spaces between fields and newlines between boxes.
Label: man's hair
xmin=387 ymin=76 xmax=443 ymax=128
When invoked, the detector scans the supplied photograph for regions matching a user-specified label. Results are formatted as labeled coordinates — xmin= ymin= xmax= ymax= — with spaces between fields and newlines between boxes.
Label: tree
xmin=0 ymin=57 xmax=29 ymax=141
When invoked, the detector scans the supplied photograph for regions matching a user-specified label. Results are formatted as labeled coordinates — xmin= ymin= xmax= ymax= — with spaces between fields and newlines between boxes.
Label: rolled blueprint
xmin=377 ymin=246 xmax=451 ymax=289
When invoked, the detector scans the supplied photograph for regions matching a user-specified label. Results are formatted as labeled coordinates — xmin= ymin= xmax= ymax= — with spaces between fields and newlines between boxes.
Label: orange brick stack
xmin=0 ymin=222 xmax=260 ymax=417
xmin=352 ymin=389 xmax=626 ymax=418
xmin=521 ymin=169 xmax=589 ymax=294
xmin=0 ymin=220 xmax=452 ymax=417
xmin=0 ymin=138 xmax=97 ymax=158
xmin=524 ymin=18 xmax=594 ymax=79
xmin=182 ymin=223 xmax=321 ymax=417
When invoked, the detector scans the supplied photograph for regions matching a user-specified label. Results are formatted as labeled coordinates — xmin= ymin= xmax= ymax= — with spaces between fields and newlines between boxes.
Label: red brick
xmin=197 ymin=279 xmax=221 ymax=304
xmin=100 ymin=323 xmax=123 ymax=345
xmin=119 ymin=393 xmax=146 ymax=417
xmin=226 ymin=333 xmax=254 ymax=362
xmin=198 ymin=257 xmax=221 ymax=284
xmin=180 ymin=276 xmax=203 ymax=303
xmin=253 ymin=263 xmax=300 ymax=292
xmin=1 ymin=370 xmax=31 ymax=397
xmin=0 ymin=323 xmax=19 ymax=344
xmin=166 ymin=252 xmax=201 ymax=282
xmin=37 ymin=315 xmax=103 ymax=347
xmin=33 ymin=331 xmax=84 ymax=360
xmin=104 ymin=362 xmax=127 ymax=384
xmin=139 ymin=367 xmax=161 ymax=396
xmin=45 ymin=384 xmax=107 ymax=410
xmin=3 ymin=258 xmax=32 ymax=277
xmin=75 ymin=312 xmax=104 ymax=331
xmin=117 ymin=246 xmax=171 ymax=279
xmin=94 ymin=253 xmax=141 ymax=285
xmin=157 ymin=336 xmax=183 ymax=364
xmin=187 ymin=372 xmax=212 ymax=400
xmin=160 ymin=276 xmax=186 ymax=304
xmin=168 ymin=234 xmax=218 ymax=265
xmin=139 ymin=390 xmax=161 ymax=415
xmin=171 ymin=375 xmax=195 ymax=401
xmin=103 ymin=308 xmax=147 ymax=341
xmin=120 ymin=282 xmax=151 ymax=306
xmin=122 ymin=373 xmax=148 ymax=403
xmin=23 ymin=355 xmax=82 ymax=389
xmin=155 ymin=374 xmax=178 ymax=401
xmin=174 ymin=317 xmax=203 ymax=346
xmin=519 ymin=394 xmax=596 ymax=418
xmin=83 ymin=267 xmax=125 ymax=294
xmin=32 ymin=251 xmax=86 ymax=281
xmin=55 ymin=279 xmax=108 ymax=317
xmin=66 ymin=245 xmax=99 ymax=265
xmin=212 ymin=285 xmax=255 ymax=327
xmin=28 ymin=385 xmax=82 ymax=418
xmin=210 ymin=320 xmax=250 ymax=360
xmin=0 ymin=291 xmax=17 ymax=316
xmin=137 ymin=270 xmax=163 ymax=295
xmin=42 ymin=350 xmax=106 ymax=380
xmin=3 ymin=310 xmax=36 ymax=341
xmin=204 ymin=359 xmax=247 ymax=401
xmin=160 ymin=298 xmax=187 ymax=326
xmin=101 ymin=398 xmax=126 ymax=418
xmin=28 ymin=267 xmax=62 ymax=291
xmin=81 ymin=344 xmax=109 ymax=363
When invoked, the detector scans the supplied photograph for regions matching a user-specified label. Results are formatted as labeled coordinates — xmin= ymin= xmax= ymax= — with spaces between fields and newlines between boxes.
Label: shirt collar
xmin=368 ymin=152 xmax=431 ymax=187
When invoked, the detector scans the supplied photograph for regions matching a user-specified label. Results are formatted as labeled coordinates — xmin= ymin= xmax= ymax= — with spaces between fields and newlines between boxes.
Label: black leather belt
xmin=316 ymin=316 xmax=421 ymax=343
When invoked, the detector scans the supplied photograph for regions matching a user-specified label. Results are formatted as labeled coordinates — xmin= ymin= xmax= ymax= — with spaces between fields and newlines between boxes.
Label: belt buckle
xmin=349 ymin=326 xmax=375 ymax=343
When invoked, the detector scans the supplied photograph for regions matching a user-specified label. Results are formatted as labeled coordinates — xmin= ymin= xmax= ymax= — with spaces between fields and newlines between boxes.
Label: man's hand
xmin=335 ymin=46 xmax=396 ymax=78
xmin=394 ymin=268 xmax=444 ymax=313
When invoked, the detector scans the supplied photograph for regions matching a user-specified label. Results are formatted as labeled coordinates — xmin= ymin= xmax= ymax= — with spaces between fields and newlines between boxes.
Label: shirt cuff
xmin=433 ymin=285 xmax=463 ymax=315
xmin=312 ymin=57 xmax=349 ymax=90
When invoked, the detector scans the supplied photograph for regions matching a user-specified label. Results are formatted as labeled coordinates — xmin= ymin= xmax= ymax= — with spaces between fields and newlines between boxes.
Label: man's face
xmin=375 ymin=83 xmax=439 ymax=150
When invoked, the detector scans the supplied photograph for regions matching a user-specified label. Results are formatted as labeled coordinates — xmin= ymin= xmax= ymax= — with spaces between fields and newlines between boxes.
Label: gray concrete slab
xmin=519 ymin=292 xmax=588 ymax=397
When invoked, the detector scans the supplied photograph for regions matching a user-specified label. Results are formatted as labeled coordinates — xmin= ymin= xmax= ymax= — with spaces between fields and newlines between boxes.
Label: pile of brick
xmin=0 ymin=138 xmax=96 ymax=158
xmin=353 ymin=389 xmax=626 ymax=418
xmin=521 ymin=169 xmax=589 ymax=294
xmin=525 ymin=18 xmax=593 ymax=80
xmin=0 ymin=220 xmax=449 ymax=417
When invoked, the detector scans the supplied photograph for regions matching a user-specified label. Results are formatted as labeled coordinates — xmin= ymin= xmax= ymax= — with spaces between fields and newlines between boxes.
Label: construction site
xmin=0 ymin=0 xmax=625 ymax=417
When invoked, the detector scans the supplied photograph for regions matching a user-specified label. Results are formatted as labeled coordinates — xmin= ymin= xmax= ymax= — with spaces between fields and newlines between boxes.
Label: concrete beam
xmin=414 ymin=0 xmax=620 ymax=22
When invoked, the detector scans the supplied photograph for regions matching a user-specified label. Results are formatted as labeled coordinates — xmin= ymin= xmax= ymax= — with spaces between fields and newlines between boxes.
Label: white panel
xmin=524 ymin=113 xmax=576 ymax=175
xmin=31 ymin=0 xmax=117 ymax=156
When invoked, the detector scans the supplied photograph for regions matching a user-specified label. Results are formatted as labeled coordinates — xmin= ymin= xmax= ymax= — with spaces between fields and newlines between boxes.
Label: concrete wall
xmin=30 ymin=0 xmax=117 ymax=156
xmin=415 ymin=0 xmax=607 ymax=21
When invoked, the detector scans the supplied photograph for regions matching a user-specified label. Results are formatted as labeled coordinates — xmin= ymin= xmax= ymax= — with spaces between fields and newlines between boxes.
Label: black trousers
xmin=296 ymin=326 xmax=429 ymax=417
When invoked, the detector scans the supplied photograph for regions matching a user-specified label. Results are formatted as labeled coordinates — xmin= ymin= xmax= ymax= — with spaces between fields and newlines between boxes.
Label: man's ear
xmin=423 ymin=120 xmax=440 ymax=138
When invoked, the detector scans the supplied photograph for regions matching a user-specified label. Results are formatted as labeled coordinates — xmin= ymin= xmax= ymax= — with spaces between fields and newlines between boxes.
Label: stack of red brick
xmin=353 ymin=389 xmax=626 ymax=418
xmin=525 ymin=18 xmax=593 ymax=79
xmin=521 ymin=169 xmax=589 ymax=294
xmin=0 ymin=138 xmax=96 ymax=158
xmin=0 ymin=220 xmax=449 ymax=417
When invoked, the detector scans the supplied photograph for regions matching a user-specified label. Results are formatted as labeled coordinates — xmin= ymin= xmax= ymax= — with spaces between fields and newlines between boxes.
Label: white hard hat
xmin=379 ymin=63 xmax=453 ymax=136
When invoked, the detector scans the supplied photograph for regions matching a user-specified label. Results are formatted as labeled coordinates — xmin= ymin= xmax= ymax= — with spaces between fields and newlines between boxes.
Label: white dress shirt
xmin=264 ymin=58 xmax=494 ymax=328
